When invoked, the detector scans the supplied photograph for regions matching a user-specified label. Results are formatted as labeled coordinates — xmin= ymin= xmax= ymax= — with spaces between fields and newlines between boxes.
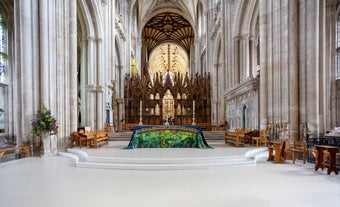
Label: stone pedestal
xmin=41 ymin=135 xmax=58 ymax=157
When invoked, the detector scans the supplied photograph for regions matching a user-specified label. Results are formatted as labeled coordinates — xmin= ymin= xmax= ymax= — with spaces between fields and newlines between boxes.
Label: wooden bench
xmin=92 ymin=130 xmax=109 ymax=148
xmin=0 ymin=146 xmax=30 ymax=162
xmin=225 ymin=132 xmax=241 ymax=147
xmin=71 ymin=130 xmax=109 ymax=148
xmin=225 ymin=128 xmax=252 ymax=147
xmin=70 ymin=132 xmax=91 ymax=148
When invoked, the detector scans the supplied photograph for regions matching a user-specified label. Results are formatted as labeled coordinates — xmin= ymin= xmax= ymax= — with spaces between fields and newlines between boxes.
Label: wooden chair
xmin=252 ymin=129 xmax=267 ymax=147
xmin=285 ymin=141 xmax=307 ymax=164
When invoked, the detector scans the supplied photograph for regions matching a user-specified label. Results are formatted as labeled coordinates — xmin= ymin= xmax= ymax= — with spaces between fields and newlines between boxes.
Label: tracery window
xmin=0 ymin=11 xmax=7 ymax=83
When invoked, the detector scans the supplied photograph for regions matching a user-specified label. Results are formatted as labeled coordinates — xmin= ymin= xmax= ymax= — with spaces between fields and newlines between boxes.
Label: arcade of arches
xmin=0 ymin=0 xmax=340 ymax=148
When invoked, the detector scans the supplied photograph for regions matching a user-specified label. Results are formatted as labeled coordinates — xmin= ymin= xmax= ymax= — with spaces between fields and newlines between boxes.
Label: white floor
xmin=0 ymin=140 xmax=339 ymax=207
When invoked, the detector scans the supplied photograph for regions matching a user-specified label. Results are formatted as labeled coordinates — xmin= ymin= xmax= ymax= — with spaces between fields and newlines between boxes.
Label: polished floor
xmin=0 ymin=140 xmax=339 ymax=207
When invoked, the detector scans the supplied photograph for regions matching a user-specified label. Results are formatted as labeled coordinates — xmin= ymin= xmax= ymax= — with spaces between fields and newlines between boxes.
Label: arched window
xmin=0 ymin=11 xmax=7 ymax=83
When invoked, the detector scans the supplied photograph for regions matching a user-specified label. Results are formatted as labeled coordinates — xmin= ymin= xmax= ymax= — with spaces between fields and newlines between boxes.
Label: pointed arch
xmin=76 ymin=0 xmax=105 ymax=129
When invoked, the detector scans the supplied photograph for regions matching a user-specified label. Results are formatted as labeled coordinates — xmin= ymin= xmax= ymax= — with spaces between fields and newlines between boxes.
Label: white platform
xmin=1 ymin=140 xmax=340 ymax=207
xmin=61 ymin=141 xmax=261 ymax=170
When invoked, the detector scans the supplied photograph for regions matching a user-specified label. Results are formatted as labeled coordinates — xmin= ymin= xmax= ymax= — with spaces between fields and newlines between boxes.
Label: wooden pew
xmin=70 ymin=132 xmax=91 ymax=148
xmin=71 ymin=130 xmax=109 ymax=148
xmin=0 ymin=146 xmax=30 ymax=162
xmin=92 ymin=130 xmax=109 ymax=148
xmin=225 ymin=128 xmax=252 ymax=147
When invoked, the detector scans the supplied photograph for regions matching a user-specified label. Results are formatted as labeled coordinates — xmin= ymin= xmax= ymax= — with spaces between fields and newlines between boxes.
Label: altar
xmin=125 ymin=125 xmax=212 ymax=149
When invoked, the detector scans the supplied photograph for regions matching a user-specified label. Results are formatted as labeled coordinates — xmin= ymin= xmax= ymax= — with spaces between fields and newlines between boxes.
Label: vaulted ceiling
xmin=142 ymin=12 xmax=194 ymax=54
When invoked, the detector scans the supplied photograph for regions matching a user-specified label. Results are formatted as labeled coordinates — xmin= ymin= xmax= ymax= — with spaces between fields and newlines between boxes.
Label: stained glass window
xmin=0 ymin=12 xmax=6 ymax=80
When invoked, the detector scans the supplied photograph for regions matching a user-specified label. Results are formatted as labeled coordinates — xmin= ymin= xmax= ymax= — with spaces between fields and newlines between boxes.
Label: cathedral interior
xmin=0 ymin=0 xmax=340 ymax=149
xmin=0 ymin=0 xmax=339 ymax=149
xmin=0 ymin=1 xmax=340 ymax=207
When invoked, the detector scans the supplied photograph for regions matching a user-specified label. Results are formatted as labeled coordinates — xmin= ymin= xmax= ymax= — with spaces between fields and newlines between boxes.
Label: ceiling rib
xmin=142 ymin=12 xmax=194 ymax=54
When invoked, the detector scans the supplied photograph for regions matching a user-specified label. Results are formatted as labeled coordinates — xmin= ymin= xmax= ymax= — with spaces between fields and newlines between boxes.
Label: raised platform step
xmin=109 ymin=132 xmax=132 ymax=141
xmin=203 ymin=131 xmax=225 ymax=140
xmin=60 ymin=146 xmax=266 ymax=170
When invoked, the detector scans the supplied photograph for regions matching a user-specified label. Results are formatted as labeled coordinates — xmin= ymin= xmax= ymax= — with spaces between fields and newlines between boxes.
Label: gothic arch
xmin=232 ymin=0 xmax=258 ymax=36
xmin=77 ymin=0 xmax=105 ymax=129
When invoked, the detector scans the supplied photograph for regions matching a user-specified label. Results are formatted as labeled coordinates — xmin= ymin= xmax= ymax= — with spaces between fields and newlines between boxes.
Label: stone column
xmin=259 ymin=0 xmax=268 ymax=130
xmin=79 ymin=38 xmax=87 ymax=126
xmin=96 ymin=86 xmax=104 ymax=129
xmin=86 ymin=37 xmax=95 ymax=129
xmin=233 ymin=35 xmax=240 ymax=85
xmin=195 ymin=37 xmax=200 ymax=74
xmin=96 ymin=38 xmax=104 ymax=129
xmin=325 ymin=2 xmax=337 ymax=128
xmin=242 ymin=34 xmax=250 ymax=80
xmin=249 ymin=35 xmax=257 ymax=78
xmin=18 ymin=0 xmax=34 ymax=144
xmin=306 ymin=1 xmax=319 ymax=135
xmin=288 ymin=0 xmax=299 ymax=141
xmin=224 ymin=2 xmax=231 ymax=89
xmin=87 ymin=37 xmax=95 ymax=84
xmin=136 ymin=37 xmax=142 ymax=74
xmin=86 ymin=85 xmax=96 ymax=129
xmin=117 ymin=99 xmax=124 ymax=131
xmin=39 ymin=0 xmax=49 ymax=107
xmin=69 ymin=0 xmax=77 ymax=132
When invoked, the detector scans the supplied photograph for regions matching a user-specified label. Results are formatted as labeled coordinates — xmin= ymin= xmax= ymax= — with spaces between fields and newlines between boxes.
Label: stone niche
xmin=224 ymin=77 xmax=259 ymax=130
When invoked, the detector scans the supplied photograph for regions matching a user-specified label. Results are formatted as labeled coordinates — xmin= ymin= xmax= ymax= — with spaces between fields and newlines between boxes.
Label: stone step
xmin=109 ymin=132 xmax=132 ymax=141
xmin=63 ymin=148 xmax=256 ymax=170
xmin=203 ymin=131 xmax=226 ymax=140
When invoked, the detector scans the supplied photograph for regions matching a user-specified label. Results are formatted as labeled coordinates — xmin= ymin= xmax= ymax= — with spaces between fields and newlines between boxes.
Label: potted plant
xmin=31 ymin=106 xmax=58 ymax=156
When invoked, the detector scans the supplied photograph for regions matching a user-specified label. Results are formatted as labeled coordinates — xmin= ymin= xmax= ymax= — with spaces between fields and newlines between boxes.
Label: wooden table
xmin=314 ymin=145 xmax=339 ymax=175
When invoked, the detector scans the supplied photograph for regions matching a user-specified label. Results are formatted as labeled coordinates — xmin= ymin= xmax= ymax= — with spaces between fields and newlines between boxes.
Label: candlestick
xmin=192 ymin=100 xmax=196 ymax=125
xmin=139 ymin=100 xmax=143 ymax=125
